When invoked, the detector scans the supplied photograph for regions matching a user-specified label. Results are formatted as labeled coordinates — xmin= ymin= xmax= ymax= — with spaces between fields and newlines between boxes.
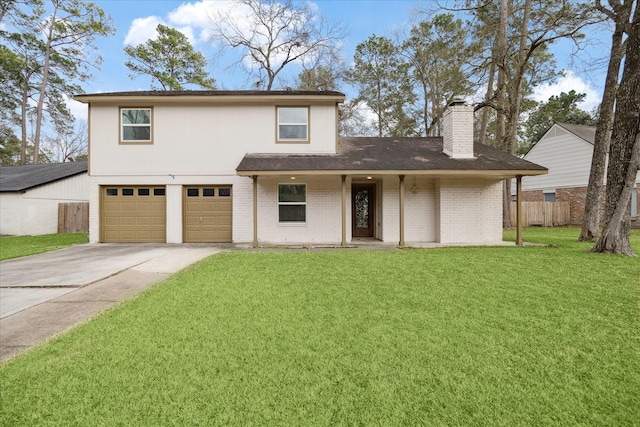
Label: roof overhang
xmin=74 ymin=91 xmax=346 ymax=106
xmin=237 ymin=169 xmax=548 ymax=179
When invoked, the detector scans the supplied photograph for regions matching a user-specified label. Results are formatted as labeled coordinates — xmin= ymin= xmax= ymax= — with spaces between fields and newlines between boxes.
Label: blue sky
xmin=70 ymin=0 xmax=610 ymax=118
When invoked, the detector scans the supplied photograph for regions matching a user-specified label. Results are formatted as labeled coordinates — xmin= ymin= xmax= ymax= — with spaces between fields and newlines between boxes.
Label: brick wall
xmin=521 ymin=190 xmax=543 ymax=202
xmin=442 ymin=103 xmax=475 ymax=159
xmin=256 ymin=176 xmax=343 ymax=244
xmin=521 ymin=186 xmax=638 ymax=225
xmin=439 ymin=178 xmax=503 ymax=244
xmin=556 ymin=187 xmax=589 ymax=224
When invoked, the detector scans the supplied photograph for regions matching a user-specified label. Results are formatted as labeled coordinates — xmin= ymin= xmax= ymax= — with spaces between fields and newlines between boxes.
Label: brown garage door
xmin=184 ymin=186 xmax=232 ymax=243
xmin=101 ymin=186 xmax=166 ymax=242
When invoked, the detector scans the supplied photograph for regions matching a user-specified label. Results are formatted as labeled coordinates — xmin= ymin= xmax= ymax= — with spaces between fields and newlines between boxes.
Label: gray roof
xmin=237 ymin=137 xmax=547 ymax=176
xmin=0 ymin=162 xmax=88 ymax=193
xmin=555 ymin=122 xmax=596 ymax=144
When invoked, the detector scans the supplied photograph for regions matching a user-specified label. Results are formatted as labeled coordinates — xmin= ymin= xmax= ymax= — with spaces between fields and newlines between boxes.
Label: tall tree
xmin=296 ymin=66 xmax=339 ymax=91
xmin=1 ymin=1 xmax=47 ymax=165
xmin=0 ymin=124 xmax=22 ymax=165
xmin=125 ymin=24 xmax=215 ymax=91
xmin=523 ymin=90 xmax=596 ymax=152
xmin=349 ymin=35 xmax=416 ymax=137
xmin=209 ymin=0 xmax=345 ymax=90
xmin=31 ymin=0 xmax=114 ymax=164
xmin=463 ymin=0 xmax=602 ymax=227
xmin=402 ymin=14 xmax=476 ymax=136
xmin=592 ymin=3 xmax=640 ymax=256
xmin=579 ymin=0 xmax=635 ymax=242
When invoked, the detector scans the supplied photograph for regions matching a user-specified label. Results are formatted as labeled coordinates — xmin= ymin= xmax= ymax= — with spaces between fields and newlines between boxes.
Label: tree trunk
xmin=20 ymin=85 xmax=29 ymax=165
xmin=478 ymin=61 xmax=495 ymax=146
xmin=579 ymin=4 xmax=629 ymax=242
xmin=592 ymin=134 xmax=640 ymax=255
xmin=33 ymin=1 xmax=59 ymax=164
xmin=495 ymin=0 xmax=510 ymax=227
xmin=592 ymin=7 xmax=640 ymax=256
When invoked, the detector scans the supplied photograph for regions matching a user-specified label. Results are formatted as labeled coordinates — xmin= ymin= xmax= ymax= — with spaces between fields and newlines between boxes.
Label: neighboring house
xmin=513 ymin=122 xmax=639 ymax=224
xmin=0 ymin=162 xmax=89 ymax=236
xmin=74 ymin=91 xmax=546 ymax=246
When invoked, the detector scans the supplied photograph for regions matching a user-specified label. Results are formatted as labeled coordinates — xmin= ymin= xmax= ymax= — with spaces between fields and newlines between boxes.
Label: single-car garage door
xmin=101 ymin=186 xmax=166 ymax=242
xmin=184 ymin=186 xmax=232 ymax=243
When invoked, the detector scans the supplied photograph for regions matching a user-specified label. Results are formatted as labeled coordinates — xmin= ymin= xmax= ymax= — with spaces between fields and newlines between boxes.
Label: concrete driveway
xmin=0 ymin=243 xmax=232 ymax=362
xmin=0 ymin=243 xmax=223 ymax=318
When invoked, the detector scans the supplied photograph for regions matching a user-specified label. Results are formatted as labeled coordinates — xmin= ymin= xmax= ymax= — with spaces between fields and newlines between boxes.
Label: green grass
xmin=1 ymin=228 xmax=639 ymax=426
xmin=0 ymin=233 xmax=88 ymax=261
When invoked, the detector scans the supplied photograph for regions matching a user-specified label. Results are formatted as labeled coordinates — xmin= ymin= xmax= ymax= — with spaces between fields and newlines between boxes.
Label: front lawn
xmin=0 ymin=233 xmax=88 ymax=261
xmin=1 ymin=228 xmax=638 ymax=425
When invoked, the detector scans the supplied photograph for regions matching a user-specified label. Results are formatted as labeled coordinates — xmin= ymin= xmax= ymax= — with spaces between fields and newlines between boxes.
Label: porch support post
xmin=399 ymin=174 xmax=405 ymax=247
xmin=252 ymin=175 xmax=258 ymax=248
xmin=516 ymin=175 xmax=523 ymax=246
xmin=341 ymin=175 xmax=347 ymax=247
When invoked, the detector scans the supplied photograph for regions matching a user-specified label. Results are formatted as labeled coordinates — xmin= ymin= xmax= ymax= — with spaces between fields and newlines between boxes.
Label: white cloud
xmin=66 ymin=95 xmax=88 ymax=121
xmin=123 ymin=16 xmax=165 ymax=46
xmin=123 ymin=1 xmax=242 ymax=47
xmin=532 ymin=70 xmax=601 ymax=113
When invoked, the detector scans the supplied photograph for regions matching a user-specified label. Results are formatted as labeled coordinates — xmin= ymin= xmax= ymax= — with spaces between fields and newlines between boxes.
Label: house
xmin=73 ymin=91 xmax=546 ymax=246
xmin=0 ymin=162 xmax=89 ymax=236
xmin=514 ymin=122 xmax=639 ymax=224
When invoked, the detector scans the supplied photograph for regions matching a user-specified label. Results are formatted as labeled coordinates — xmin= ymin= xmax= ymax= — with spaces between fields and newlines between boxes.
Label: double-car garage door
xmin=101 ymin=185 xmax=232 ymax=243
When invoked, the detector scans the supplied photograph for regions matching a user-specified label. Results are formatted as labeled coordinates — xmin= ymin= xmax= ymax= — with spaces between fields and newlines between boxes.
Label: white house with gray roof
xmin=514 ymin=122 xmax=639 ymax=224
xmin=0 ymin=162 xmax=89 ymax=236
xmin=74 ymin=91 xmax=547 ymax=246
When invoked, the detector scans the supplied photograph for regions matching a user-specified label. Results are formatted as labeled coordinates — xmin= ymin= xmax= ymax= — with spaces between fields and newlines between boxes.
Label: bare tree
xmin=578 ymin=0 xmax=635 ymax=242
xmin=208 ymin=0 xmax=346 ymax=90
xmin=45 ymin=119 xmax=88 ymax=162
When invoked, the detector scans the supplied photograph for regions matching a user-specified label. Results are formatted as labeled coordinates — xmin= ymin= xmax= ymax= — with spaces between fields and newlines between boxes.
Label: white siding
xmin=0 ymin=193 xmax=22 ymax=235
xmin=0 ymin=173 xmax=89 ymax=236
xmin=520 ymin=124 xmax=595 ymax=191
xmin=89 ymin=104 xmax=337 ymax=177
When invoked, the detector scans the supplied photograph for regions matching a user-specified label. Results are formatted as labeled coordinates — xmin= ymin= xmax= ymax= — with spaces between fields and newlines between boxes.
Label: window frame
xmin=120 ymin=107 xmax=153 ymax=144
xmin=277 ymin=183 xmax=307 ymax=223
xmin=543 ymin=191 xmax=556 ymax=202
xmin=276 ymin=106 xmax=310 ymax=143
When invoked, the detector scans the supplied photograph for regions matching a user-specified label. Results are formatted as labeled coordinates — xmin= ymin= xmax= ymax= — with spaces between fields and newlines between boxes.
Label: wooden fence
xmin=510 ymin=202 xmax=570 ymax=227
xmin=58 ymin=202 xmax=89 ymax=233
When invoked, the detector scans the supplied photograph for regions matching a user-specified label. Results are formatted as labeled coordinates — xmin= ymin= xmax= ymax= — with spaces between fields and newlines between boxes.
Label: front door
xmin=352 ymin=184 xmax=375 ymax=238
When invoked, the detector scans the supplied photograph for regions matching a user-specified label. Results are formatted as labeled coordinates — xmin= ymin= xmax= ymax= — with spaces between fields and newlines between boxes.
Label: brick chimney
xmin=442 ymin=100 xmax=475 ymax=159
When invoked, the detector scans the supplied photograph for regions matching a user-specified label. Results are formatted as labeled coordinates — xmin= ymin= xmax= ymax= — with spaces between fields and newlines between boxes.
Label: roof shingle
xmin=237 ymin=137 xmax=547 ymax=175
xmin=0 ymin=162 xmax=88 ymax=193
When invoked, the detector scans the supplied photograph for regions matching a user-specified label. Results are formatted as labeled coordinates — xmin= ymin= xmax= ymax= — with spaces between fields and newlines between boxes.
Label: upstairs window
xmin=277 ymin=107 xmax=309 ymax=142
xmin=121 ymin=108 xmax=152 ymax=143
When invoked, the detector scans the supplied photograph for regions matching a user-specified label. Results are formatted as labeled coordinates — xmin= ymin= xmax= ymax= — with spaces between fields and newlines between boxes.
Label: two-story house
xmin=74 ymin=91 xmax=546 ymax=246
